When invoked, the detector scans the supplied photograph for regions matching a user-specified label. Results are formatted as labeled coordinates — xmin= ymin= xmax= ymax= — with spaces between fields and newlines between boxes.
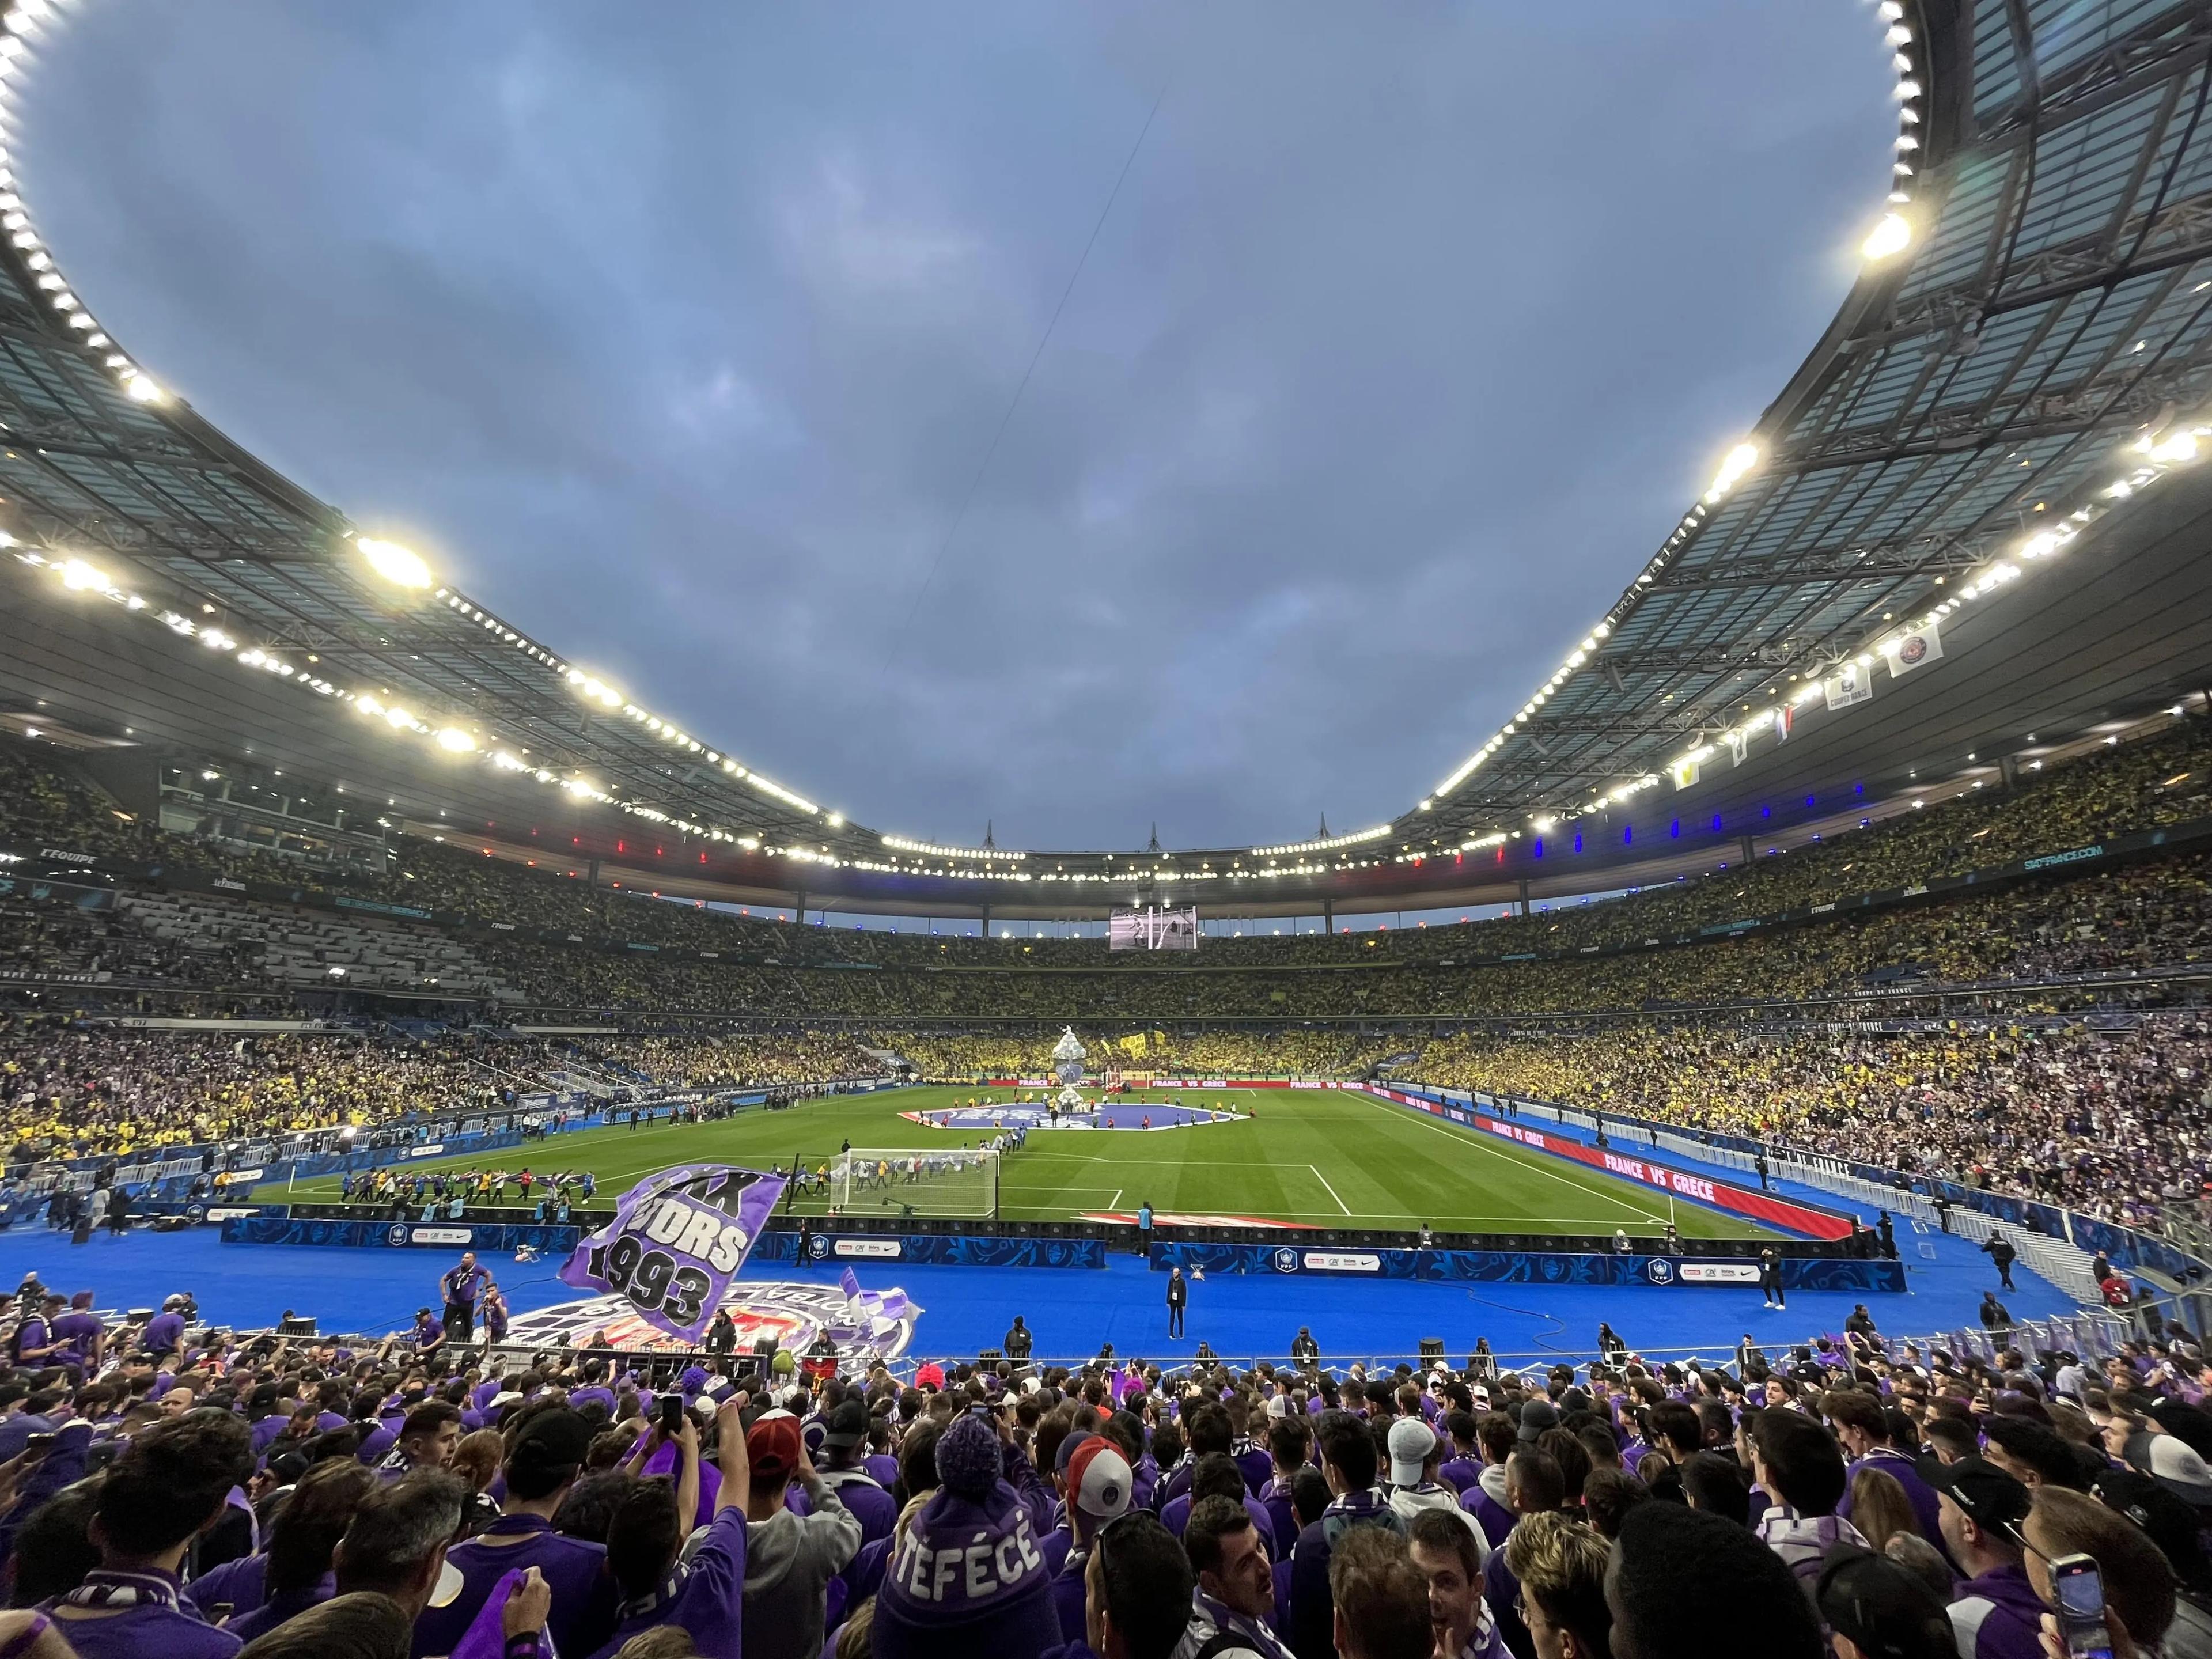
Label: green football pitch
xmin=267 ymin=1086 xmax=1774 ymax=1239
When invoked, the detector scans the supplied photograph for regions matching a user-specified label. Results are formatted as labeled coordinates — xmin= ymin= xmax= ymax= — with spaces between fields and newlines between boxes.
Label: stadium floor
xmin=267 ymin=1086 xmax=1778 ymax=1240
xmin=0 ymin=1137 xmax=2071 ymax=1369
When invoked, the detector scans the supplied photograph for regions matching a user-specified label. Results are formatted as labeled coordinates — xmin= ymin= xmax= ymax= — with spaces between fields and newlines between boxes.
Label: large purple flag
xmin=558 ymin=1163 xmax=787 ymax=1342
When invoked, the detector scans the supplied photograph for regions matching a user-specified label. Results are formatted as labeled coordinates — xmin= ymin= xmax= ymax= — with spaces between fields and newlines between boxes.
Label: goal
xmin=828 ymin=1147 xmax=1001 ymax=1219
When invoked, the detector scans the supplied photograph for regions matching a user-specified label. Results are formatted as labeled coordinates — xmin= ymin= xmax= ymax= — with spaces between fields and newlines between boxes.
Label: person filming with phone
xmin=2019 ymin=1487 xmax=2183 ymax=1659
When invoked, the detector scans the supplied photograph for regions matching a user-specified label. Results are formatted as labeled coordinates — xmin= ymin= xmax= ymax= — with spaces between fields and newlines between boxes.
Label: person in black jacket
xmin=1167 ymin=1266 xmax=1188 ymax=1339
xmin=1003 ymin=1315 xmax=1033 ymax=1361
xmin=1980 ymin=1231 xmax=2018 ymax=1290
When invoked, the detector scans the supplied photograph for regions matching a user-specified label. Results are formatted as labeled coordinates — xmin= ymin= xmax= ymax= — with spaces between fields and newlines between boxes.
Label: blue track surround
xmin=1152 ymin=1240 xmax=1906 ymax=1292
xmin=221 ymin=1214 xmax=1887 ymax=1287
xmin=223 ymin=1216 xmax=582 ymax=1255
xmin=767 ymin=1231 xmax=1108 ymax=1270
xmin=0 ymin=1224 xmax=2063 ymax=1369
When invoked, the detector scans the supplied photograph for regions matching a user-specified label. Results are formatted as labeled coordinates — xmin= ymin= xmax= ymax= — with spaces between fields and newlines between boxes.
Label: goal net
xmin=827 ymin=1147 xmax=1001 ymax=1219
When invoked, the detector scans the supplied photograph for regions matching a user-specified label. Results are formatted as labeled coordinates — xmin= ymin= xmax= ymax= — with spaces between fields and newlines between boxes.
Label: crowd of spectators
xmin=0 ymin=1024 xmax=527 ymax=1164
xmin=1410 ymin=1016 xmax=2212 ymax=1228
xmin=876 ymin=1029 xmax=1404 ymax=1080
xmin=0 ymin=1275 xmax=2207 ymax=1659
xmin=577 ymin=1033 xmax=881 ymax=1090
xmin=3 ymin=716 xmax=2207 ymax=983
xmin=6 ymin=838 xmax=2207 ymax=1028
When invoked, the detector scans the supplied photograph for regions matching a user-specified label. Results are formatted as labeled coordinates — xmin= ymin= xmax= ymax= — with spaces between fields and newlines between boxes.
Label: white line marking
xmin=1309 ymin=1164 xmax=1351 ymax=1216
xmin=1110 ymin=1188 xmax=1123 ymax=1211
xmin=1347 ymin=1092 xmax=1671 ymax=1226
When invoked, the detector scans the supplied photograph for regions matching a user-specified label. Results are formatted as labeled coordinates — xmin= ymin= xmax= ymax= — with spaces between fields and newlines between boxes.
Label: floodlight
xmin=357 ymin=535 xmax=431 ymax=588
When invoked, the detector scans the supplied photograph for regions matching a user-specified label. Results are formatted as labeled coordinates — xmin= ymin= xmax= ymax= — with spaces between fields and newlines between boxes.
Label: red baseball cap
xmin=747 ymin=1410 xmax=804 ymax=1481
xmin=1065 ymin=1436 xmax=1133 ymax=1520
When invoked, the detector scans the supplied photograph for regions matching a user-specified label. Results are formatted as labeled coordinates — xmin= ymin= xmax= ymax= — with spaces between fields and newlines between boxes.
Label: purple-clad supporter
xmin=1385 ymin=1420 xmax=1486 ymax=1559
xmin=1410 ymin=1505 xmax=1506 ymax=1659
xmin=589 ymin=1396 xmax=753 ymax=1659
xmin=48 ymin=1293 xmax=103 ymax=1370
xmin=1814 ymin=1548 xmax=1956 ymax=1659
xmin=414 ymin=1406 xmax=618 ymax=1659
xmin=640 ymin=1416 xmax=722 ymax=1527
xmin=1046 ymin=1435 xmax=1132 ymax=1646
xmin=380 ymin=1402 xmax=461 ymax=1480
xmin=234 ymin=1590 xmax=418 ymax=1659
xmin=1257 ymin=1415 xmax=1314 ymax=1554
xmin=740 ymin=1408 xmax=859 ymax=1659
xmin=1500 ymin=1510 xmax=1611 ymax=1659
xmin=1325 ymin=1526 xmax=1430 ymax=1659
xmin=816 ymin=1398 xmax=896 ymax=1546
xmin=873 ymin=1411 xmax=1060 ymax=1659
xmin=1609 ymin=1501 xmax=1821 ymax=1659
xmin=6 ymin=1297 xmax=64 ymax=1367
xmin=1437 ymin=1412 xmax=1483 ymax=1495
xmin=1928 ymin=1457 xmax=2044 ymax=1659
xmin=143 ymin=1296 xmax=188 ymax=1358
xmin=39 ymin=1408 xmax=256 ymax=1659
xmin=1185 ymin=1494 xmax=1297 ymax=1659
xmin=247 ymin=1389 xmax=300 ymax=1455
xmin=1159 ymin=1452 xmax=1277 ymax=1556
xmin=1459 ymin=1414 xmax=1517 ymax=1549
xmin=1749 ymin=1408 xmax=1869 ymax=1589
xmin=221 ymin=1459 xmax=374 ymax=1644
xmin=1830 ymin=1392 xmax=1944 ymax=1548
xmin=1058 ymin=1508 xmax=1194 ymax=1659
xmin=1289 ymin=1411 xmax=1406 ymax=1659
xmin=1226 ymin=1397 xmax=1272 ymax=1495
xmin=1478 ymin=1447 xmax=1560 ymax=1659
xmin=331 ymin=1469 xmax=469 ymax=1632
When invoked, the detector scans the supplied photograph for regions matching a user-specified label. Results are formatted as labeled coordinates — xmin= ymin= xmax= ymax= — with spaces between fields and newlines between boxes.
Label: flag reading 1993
xmin=557 ymin=1163 xmax=786 ymax=1342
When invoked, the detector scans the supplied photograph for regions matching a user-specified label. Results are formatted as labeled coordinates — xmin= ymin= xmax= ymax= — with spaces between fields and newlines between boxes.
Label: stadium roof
xmin=2 ymin=0 xmax=2212 ymax=920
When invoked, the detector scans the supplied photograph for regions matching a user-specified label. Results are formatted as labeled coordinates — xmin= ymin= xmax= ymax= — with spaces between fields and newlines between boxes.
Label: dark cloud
xmin=21 ymin=0 xmax=1890 ymax=848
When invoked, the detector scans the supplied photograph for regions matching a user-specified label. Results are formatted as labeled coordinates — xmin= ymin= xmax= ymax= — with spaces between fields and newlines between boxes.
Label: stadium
xmin=0 ymin=4 xmax=2209 ymax=1658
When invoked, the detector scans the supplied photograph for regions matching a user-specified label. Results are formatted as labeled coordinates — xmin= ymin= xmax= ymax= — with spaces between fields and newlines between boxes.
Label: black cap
xmin=824 ymin=1397 xmax=868 ymax=1449
xmin=1517 ymin=1399 xmax=1559 ymax=1441
xmin=1817 ymin=1547 xmax=1956 ymax=1659
xmin=508 ymin=1406 xmax=593 ymax=1475
xmin=1918 ymin=1454 xmax=2030 ymax=1532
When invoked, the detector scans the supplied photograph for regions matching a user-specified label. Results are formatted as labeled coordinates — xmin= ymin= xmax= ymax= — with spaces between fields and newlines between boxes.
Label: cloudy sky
xmin=22 ymin=2 xmax=1891 ymax=850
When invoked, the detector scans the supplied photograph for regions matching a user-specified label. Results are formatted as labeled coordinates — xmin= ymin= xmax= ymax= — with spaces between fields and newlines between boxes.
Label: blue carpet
xmin=0 ymin=1202 xmax=2068 ymax=1372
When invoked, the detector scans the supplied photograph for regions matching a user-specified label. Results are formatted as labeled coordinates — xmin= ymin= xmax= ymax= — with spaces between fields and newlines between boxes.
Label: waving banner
xmin=558 ymin=1164 xmax=787 ymax=1341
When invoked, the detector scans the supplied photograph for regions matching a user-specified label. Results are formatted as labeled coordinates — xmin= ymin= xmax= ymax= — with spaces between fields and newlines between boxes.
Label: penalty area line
xmin=1308 ymin=1165 xmax=1351 ymax=1217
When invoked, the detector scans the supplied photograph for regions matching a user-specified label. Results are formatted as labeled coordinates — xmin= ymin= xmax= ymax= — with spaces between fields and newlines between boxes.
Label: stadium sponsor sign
xmin=1677 ymin=1262 xmax=1762 ymax=1284
xmin=408 ymin=1143 xmax=448 ymax=1157
xmin=1269 ymin=1248 xmax=1381 ymax=1274
xmin=408 ymin=1226 xmax=475 ymax=1246
xmin=2024 ymin=844 xmax=2104 ymax=871
xmin=1473 ymin=1118 xmax=1853 ymax=1239
xmin=831 ymin=1238 xmax=903 ymax=1259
